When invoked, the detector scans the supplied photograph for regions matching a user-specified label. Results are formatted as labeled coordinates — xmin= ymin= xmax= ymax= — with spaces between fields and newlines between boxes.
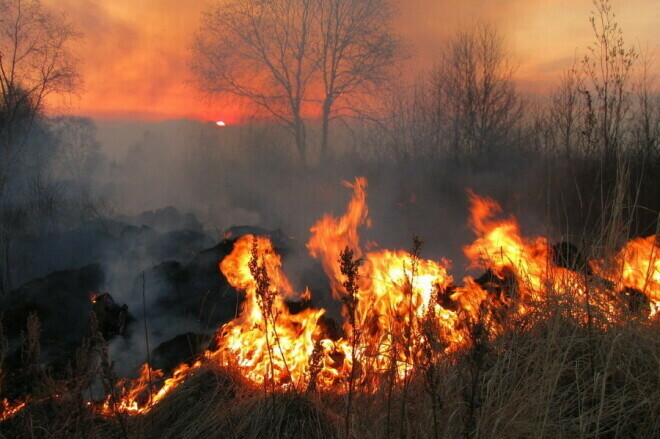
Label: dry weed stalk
xmin=249 ymin=236 xmax=295 ymax=393
xmin=339 ymin=246 xmax=362 ymax=439
xmin=90 ymin=312 xmax=129 ymax=439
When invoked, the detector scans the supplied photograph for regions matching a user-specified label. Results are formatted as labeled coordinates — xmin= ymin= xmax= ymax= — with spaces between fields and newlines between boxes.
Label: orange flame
xmin=211 ymin=234 xmax=335 ymax=389
xmin=308 ymin=177 xmax=370 ymax=302
xmin=98 ymin=361 xmax=202 ymax=416
xmin=4 ymin=178 xmax=659 ymax=422
xmin=592 ymin=235 xmax=660 ymax=316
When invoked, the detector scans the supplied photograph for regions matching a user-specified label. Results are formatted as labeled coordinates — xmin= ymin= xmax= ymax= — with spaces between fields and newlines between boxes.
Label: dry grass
xmin=1 ymin=247 xmax=658 ymax=439
xmin=98 ymin=363 xmax=239 ymax=439
xmin=71 ymin=302 xmax=657 ymax=439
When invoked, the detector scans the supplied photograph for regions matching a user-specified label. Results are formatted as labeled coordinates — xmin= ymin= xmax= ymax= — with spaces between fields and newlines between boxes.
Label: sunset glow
xmin=44 ymin=0 xmax=659 ymax=121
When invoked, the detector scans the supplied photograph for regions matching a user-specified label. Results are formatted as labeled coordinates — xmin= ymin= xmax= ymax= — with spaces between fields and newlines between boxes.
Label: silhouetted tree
xmin=549 ymin=60 xmax=584 ymax=158
xmin=0 ymin=0 xmax=78 ymax=296
xmin=192 ymin=0 xmax=398 ymax=166
xmin=432 ymin=23 xmax=522 ymax=165
xmin=0 ymin=0 xmax=79 ymax=202
xmin=193 ymin=0 xmax=317 ymax=166
xmin=580 ymin=0 xmax=637 ymax=159
xmin=315 ymin=0 xmax=398 ymax=161
xmin=52 ymin=116 xmax=101 ymax=190
xmin=631 ymin=49 xmax=659 ymax=161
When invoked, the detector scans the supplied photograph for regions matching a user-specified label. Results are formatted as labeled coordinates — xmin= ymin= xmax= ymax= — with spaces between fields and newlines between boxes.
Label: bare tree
xmin=0 ymin=0 xmax=78 ymax=202
xmin=193 ymin=0 xmax=317 ymax=166
xmin=432 ymin=23 xmax=521 ymax=164
xmin=0 ymin=0 xmax=78 ymax=296
xmin=549 ymin=59 xmax=585 ymax=158
xmin=192 ymin=0 xmax=398 ymax=166
xmin=581 ymin=0 xmax=637 ymax=158
xmin=632 ymin=48 xmax=659 ymax=161
xmin=315 ymin=0 xmax=398 ymax=161
xmin=52 ymin=116 xmax=100 ymax=190
xmin=368 ymin=78 xmax=441 ymax=163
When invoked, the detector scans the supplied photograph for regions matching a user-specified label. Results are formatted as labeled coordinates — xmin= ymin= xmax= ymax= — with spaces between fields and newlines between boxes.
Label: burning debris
xmin=1 ymin=177 xmax=658 ymax=424
xmin=91 ymin=293 xmax=129 ymax=339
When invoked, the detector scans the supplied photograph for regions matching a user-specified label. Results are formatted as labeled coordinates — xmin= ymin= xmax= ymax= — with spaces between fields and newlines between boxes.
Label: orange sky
xmin=45 ymin=0 xmax=659 ymax=122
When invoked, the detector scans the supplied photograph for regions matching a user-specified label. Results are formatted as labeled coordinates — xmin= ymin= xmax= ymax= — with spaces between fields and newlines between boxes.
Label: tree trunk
xmin=320 ymin=98 xmax=332 ymax=163
xmin=294 ymin=116 xmax=307 ymax=167
xmin=0 ymin=141 xmax=12 ymax=205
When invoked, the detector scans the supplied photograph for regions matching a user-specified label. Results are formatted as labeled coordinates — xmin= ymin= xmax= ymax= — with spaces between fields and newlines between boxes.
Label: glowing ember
xmin=0 ymin=399 xmax=26 ymax=423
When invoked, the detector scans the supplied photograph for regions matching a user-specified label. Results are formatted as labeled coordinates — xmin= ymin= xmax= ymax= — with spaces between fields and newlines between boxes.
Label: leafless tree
xmin=580 ymin=0 xmax=637 ymax=158
xmin=632 ymin=49 xmax=659 ymax=161
xmin=192 ymin=0 xmax=398 ymax=166
xmin=0 ymin=0 xmax=78 ymax=202
xmin=432 ymin=23 xmax=522 ymax=165
xmin=367 ymin=79 xmax=440 ymax=163
xmin=52 ymin=116 xmax=100 ymax=190
xmin=549 ymin=60 xmax=585 ymax=158
xmin=193 ymin=0 xmax=317 ymax=166
xmin=315 ymin=0 xmax=398 ymax=161
xmin=0 ymin=0 xmax=78 ymax=296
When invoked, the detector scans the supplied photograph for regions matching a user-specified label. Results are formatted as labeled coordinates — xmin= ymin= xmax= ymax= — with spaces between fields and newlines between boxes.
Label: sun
xmin=216 ymin=121 xmax=226 ymax=127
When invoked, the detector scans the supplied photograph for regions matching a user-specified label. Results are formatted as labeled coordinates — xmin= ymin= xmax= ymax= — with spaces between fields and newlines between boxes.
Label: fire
xmin=462 ymin=191 xmax=585 ymax=304
xmin=2 ymin=177 xmax=658 ymax=422
xmin=592 ymin=235 xmax=660 ymax=316
xmin=308 ymin=177 xmax=370 ymax=304
xmin=210 ymin=235 xmax=336 ymax=389
xmin=616 ymin=236 xmax=660 ymax=303
xmin=98 ymin=361 xmax=201 ymax=416
xmin=308 ymin=179 xmax=461 ymax=378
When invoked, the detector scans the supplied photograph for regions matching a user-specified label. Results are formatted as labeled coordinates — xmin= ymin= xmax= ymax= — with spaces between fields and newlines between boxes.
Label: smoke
xmin=1 ymin=110 xmax=573 ymax=380
xmin=91 ymin=117 xmax=553 ymax=294
xmin=0 ymin=0 xmax=652 ymax=391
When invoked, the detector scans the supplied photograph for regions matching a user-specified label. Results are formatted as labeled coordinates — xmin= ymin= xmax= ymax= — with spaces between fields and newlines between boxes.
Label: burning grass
xmin=0 ymin=177 xmax=658 ymax=438
xmin=2 ymin=313 xmax=657 ymax=438
xmin=86 ymin=311 xmax=660 ymax=438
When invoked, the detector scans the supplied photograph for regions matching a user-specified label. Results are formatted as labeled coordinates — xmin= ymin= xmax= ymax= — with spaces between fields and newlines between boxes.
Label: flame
xmin=592 ymin=235 xmax=660 ymax=316
xmin=3 ymin=177 xmax=659 ymax=422
xmin=98 ymin=361 xmax=202 ymax=416
xmin=462 ymin=190 xmax=583 ymax=303
xmin=308 ymin=177 xmax=369 ymax=302
xmin=210 ymin=235 xmax=336 ymax=389
xmin=307 ymin=178 xmax=462 ymax=380
xmin=617 ymin=236 xmax=660 ymax=304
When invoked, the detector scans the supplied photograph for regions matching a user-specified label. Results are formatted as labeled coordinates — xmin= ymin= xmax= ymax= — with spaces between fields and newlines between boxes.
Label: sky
xmin=45 ymin=0 xmax=659 ymax=122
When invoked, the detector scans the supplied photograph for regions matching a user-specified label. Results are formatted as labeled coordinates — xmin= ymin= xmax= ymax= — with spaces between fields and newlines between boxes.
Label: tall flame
xmin=462 ymin=190 xmax=584 ymax=303
xmin=3 ymin=178 xmax=658 ymax=422
xmin=308 ymin=177 xmax=369 ymax=301
xmin=211 ymin=235 xmax=335 ymax=389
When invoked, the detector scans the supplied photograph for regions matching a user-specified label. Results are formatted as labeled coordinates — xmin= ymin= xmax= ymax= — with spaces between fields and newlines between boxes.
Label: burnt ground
xmin=0 ymin=208 xmax=298 ymax=399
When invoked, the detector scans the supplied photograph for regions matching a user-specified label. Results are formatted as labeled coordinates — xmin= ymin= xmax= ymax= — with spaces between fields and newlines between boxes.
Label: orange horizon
xmin=45 ymin=0 xmax=659 ymax=122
